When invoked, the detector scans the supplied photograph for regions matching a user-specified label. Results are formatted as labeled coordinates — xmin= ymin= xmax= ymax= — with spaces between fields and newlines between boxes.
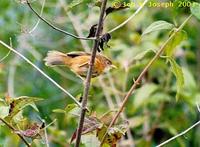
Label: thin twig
xmin=25 ymin=0 xmax=95 ymax=40
xmin=58 ymin=0 xmax=90 ymax=52
xmin=29 ymin=0 xmax=46 ymax=33
xmin=45 ymin=120 xmax=57 ymax=129
xmin=0 ymin=50 xmax=11 ymax=63
xmin=0 ymin=40 xmax=82 ymax=108
xmin=156 ymin=120 xmax=200 ymax=147
xmin=100 ymin=14 xmax=193 ymax=145
xmin=108 ymin=0 xmax=149 ymax=34
xmin=60 ymin=0 xmax=90 ymax=50
xmin=0 ymin=38 xmax=12 ymax=63
xmin=75 ymin=0 xmax=108 ymax=146
xmin=0 ymin=118 xmax=31 ymax=147
xmin=37 ymin=117 xmax=51 ymax=147
xmin=196 ymin=102 xmax=200 ymax=113
xmin=43 ymin=122 xmax=50 ymax=147
xmin=67 ymin=12 xmax=91 ymax=52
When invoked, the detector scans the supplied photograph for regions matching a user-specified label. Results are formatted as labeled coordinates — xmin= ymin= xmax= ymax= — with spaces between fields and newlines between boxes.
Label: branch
xmin=196 ymin=102 xmax=200 ymax=113
xmin=0 ymin=118 xmax=31 ymax=147
xmin=100 ymin=14 xmax=193 ymax=145
xmin=108 ymin=0 xmax=149 ymax=34
xmin=25 ymin=0 xmax=95 ymax=40
xmin=0 ymin=50 xmax=11 ymax=63
xmin=75 ymin=0 xmax=108 ymax=146
xmin=156 ymin=120 xmax=200 ymax=147
xmin=44 ymin=119 xmax=57 ymax=129
xmin=0 ymin=40 xmax=82 ymax=108
xmin=67 ymin=12 xmax=91 ymax=52
xmin=28 ymin=0 xmax=45 ymax=33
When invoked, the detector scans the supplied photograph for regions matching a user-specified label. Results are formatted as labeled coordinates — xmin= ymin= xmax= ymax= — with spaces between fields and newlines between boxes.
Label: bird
xmin=44 ymin=51 xmax=116 ymax=78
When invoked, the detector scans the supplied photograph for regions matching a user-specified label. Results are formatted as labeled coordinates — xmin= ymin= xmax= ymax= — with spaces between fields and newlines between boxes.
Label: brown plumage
xmin=44 ymin=51 xmax=116 ymax=78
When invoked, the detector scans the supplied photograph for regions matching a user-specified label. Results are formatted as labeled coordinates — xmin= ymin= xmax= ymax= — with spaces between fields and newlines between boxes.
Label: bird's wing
xmin=78 ymin=61 xmax=89 ymax=68
xmin=67 ymin=52 xmax=91 ymax=58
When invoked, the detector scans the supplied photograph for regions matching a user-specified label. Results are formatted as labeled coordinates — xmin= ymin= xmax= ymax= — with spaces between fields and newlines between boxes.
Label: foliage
xmin=142 ymin=21 xmax=174 ymax=36
xmin=191 ymin=2 xmax=200 ymax=20
xmin=0 ymin=0 xmax=200 ymax=147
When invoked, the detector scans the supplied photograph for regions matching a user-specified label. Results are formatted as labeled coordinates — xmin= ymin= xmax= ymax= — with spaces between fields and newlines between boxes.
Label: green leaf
xmin=12 ymin=111 xmax=24 ymax=123
xmin=142 ymin=21 xmax=174 ymax=35
xmin=97 ymin=122 xmax=129 ymax=147
xmin=165 ymin=30 xmax=187 ymax=57
xmin=108 ymin=121 xmax=129 ymax=136
xmin=133 ymin=49 xmax=154 ymax=61
xmin=65 ymin=103 xmax=81 ymax=116
xmin=81 ymin=134 xmax=100 ymax=147
xmin=70 ymin=116 xmax=101 ymax=143
xmin=53 ymin=109 xmax=66 ymax=114
xmin=168 ymin=58 xmax=184 ymax=100
xmin=102 ymin=144 xmax=110 ymax=147
xmin=14 ymin=123 xmax=41 ymax=139
xmin=182 ymin=68 xmax=196 ymax=91
xmin=134 ymin=84 xmax=158 ymax=108
xmin=94 ymin=0 xmax=102 ymax=7
xmin=68 ymin=106 xmax=81 ymax=116
xmin=163 ymin=123 xmax=185 ymax=147
xmin=0 ymin=106 xmax=9 ymax=119
xmin=129 ymin=116 xmax=146 ymax=128
xmin=53 ymin=104 xmax=79 ymax=114
xmin=5 ymin=96 xmax=42 ymax=121
xmin=190 ymin=2 xmax=200 ymax=20
xmin=96 ymin=125 xmax=107 ymax=143
xmin=29 ymin=103 xmax=39 ymax=112
xmin=148 ymin=93 xmax=171 ymax=105
xmin=0 ymin=98 xmax=6 ymax=106
xmin=65 ymin=104 xmax=77 ymax=113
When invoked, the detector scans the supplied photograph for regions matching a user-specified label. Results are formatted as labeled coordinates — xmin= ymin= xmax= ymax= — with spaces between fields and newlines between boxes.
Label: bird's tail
xmin=44 ymin=51 xmax=69 ymax=66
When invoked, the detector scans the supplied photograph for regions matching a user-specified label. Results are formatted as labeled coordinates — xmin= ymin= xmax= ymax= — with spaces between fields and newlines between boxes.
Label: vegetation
xmin=0 ymin=0 xmax=200 ymax=146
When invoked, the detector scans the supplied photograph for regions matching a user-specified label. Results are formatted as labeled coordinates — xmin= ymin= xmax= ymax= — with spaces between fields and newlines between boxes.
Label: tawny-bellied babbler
xmin=44 ymin=51 xmax=116 ymax=78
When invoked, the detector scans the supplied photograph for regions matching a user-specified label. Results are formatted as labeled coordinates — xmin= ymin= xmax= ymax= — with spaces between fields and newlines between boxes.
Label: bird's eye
xmin=106 ymin=61 xmax=111 ymax=65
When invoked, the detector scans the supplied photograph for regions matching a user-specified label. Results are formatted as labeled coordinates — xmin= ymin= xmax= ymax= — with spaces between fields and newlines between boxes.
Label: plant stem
xmin=74 ymin=0 xmax=108 ymax=146
xmin=0 ymin=118 xmax=31 ymax=147
xmin=156 ymin=120 xmax=200 ymax=147
xmin=25 ymin=0 xmax=95 ymax=40
xmin=108 ymin=0 xmax=149 ymax=34
xmin=100 ymin=14 xmax=192 ymax=145
xmin=0 ymin=50 xmax=11 ymax=63
xmin=28 ymin=0 xmax=46 ymax=34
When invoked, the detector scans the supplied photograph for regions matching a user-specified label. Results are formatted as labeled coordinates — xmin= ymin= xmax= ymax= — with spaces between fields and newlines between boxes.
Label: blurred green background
xmin=0 ymin=0 xmax=200 ymax=146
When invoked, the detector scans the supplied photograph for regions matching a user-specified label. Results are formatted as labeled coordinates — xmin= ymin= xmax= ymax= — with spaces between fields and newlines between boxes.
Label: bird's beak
xmin=111 ymin=64 xmax=117 ymax=69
